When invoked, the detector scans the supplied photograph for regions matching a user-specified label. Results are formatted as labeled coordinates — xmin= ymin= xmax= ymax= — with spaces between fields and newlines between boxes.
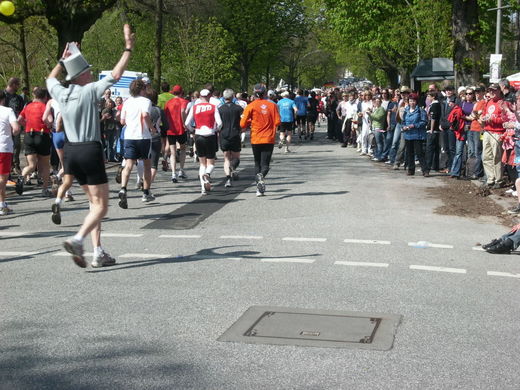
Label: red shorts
xmin=0 ymin=152 xmax=12 ymax=175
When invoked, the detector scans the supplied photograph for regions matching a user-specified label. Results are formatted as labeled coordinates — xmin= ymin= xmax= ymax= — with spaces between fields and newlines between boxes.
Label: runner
xmin=276 ymin=91 xmax=297 ymax=153
xmin=306 ymin=91 xmax=319 ymax=140
xmin=185 ymin=88 xmax=222 ymax=194
xmin=46 ymin=24 xmax=135 ymax=268
xmin=294 ymin=89 xmax=308 ymax=140
xmin=118 ymin=78 xmax=155 ymax=207
xmin=240 ymin=84 xmax=280 ymax=197
xmin=218 ymin=88 xmax=244 ymax=187
xmin=164 ymin=85 xmax=188 ymax=183
xmin=3 ymin=78 xmax=24 ymax=175
xmin=236 ymin=92 xmax=248 ymax=147
xmin=0 ymin=91 xmax=20 ymax=215
xmin=16 ymin=87 xmax=53 ymax=197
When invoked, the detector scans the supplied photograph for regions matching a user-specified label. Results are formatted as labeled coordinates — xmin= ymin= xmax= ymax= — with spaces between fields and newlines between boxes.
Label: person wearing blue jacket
xmin=402 ymin=93 xmax=429 ymax=176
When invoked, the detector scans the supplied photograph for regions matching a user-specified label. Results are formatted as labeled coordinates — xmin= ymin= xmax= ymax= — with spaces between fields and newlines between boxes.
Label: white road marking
xmin=334 ymin=261 xmax=389 ymax=268
xmin=487 ymin=271 xmax=520 ymax=279
xmin=410 ymin=265 xmax=466 ymax=274
xmin=159 ymin=234 xmax=202 ymax=238
xmin=53 ymin=251 xmax=94 ymax=257
xmin=343 ymin=239 xmax=391 ymax=245
xmin=119 ymin=253 xmax=170 ymax=259
xmin=261 ymin=258 xmax=315 ymax=263
xmin=101 ymin=233 xmax=143 ymax=238
xmin=220 ymin=235 xmax=263 ymax=240
xmin=472 ymin=247 xmax=485 ymax=251
xmin=0 ymin=232 xmax=27 ymax=237
xmin=408 ymin=242 xmax=454 ymax=249
xmin=0 ymin=251 xmax=38 ymax=256
xmin=283 ymin=237 xmax=327 ymax=242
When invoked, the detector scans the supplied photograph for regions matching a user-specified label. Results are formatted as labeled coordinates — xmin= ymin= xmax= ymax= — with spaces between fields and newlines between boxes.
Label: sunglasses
xmin=466 ymin=92 xmax=474 ymax=95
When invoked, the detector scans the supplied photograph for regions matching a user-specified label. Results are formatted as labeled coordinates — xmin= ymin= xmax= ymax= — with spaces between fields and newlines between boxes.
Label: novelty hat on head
xmin=63 ymin=52 xmax=91 ymax=81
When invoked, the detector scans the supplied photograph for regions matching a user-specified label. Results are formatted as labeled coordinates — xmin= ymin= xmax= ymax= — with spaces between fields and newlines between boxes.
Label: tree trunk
xmin=153 ymin=0 xmax=163 ymax=90
xmin=240 ymin=58 xmax=250 ymax=92
xmin=452 ymin=0 xmax=480 ymax=86
xmin=19 ymin=21 xmax=30 ymax=89
xmin=384 ymin=67 xmax=399 ymax=88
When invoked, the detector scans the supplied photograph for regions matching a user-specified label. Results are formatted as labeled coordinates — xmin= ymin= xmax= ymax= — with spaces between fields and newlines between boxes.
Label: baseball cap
xmin=172 ymin=85 xmax=183 ymax=94
xmin=400 ymin=86 xmax=411 ymax=93
xmin=200 ymin=88 xmax=211 ymax=97
xmin=488 ymin=83 xmax=500 ymax=91
xmin=254 ymin=83 xmax=266 ymax=95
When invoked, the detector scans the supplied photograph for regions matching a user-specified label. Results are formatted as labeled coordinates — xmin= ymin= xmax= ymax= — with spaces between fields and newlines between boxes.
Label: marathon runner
xmin=164 ymin=85 xmax=188 ymax=183
xmin=0 ymin=91 xmax=20 ymax=215
xmin=276 ymin=91 xmax=297 ymax=153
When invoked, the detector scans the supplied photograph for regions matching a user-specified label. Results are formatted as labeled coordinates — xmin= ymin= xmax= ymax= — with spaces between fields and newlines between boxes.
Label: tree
xmin=452 ymin=0 xmax=481 ymax=85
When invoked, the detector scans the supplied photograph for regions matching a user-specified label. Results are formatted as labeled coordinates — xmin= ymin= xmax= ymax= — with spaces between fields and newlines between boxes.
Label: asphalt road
xmin=1 ymin=128 xmax=519 ymax=390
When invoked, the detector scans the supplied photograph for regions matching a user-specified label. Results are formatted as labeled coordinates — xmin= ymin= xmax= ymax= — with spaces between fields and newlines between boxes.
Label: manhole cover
xmin=218 ymin=306 xmax=401 ymax=350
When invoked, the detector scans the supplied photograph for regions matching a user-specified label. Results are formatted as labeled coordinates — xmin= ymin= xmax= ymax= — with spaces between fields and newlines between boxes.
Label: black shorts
xmin=307 ymin=114 xmax=318 ymax=124
xmin=124 ymin=139 xmax=152 ymax=160
xmin=167 ymin=133 xmax=187 ymax=145
xmin=24 ymin=132 xmax=51 ymax=156
xmin=279 ymin=122 xmax=294 ymax=133
xmin=150 ymin=138 xmax=162 ymax=169
xmin=63 ymin=141 xmax=107 ymax=186
xmin=195 ymin=135 xmax=217 ymax=159
xmin=296 ymin=115 xmax=307 ymax=125
xmin=220 ymin=136 xmax=241 ymax=152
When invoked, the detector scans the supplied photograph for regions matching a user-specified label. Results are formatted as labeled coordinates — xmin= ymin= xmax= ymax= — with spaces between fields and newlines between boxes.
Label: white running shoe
xmin=178 ymin=169 xmax=187 ymax=179
xmin=91 ymin=251 xmax=116 ymax=268
xmin=225 ymin=178 xmax=232 ymax=187
xmin=256 ymin=189 xmax=264 ymax=197
xmin=513 ymin=191 xmax=518 ymax=197
xmin=142 ymin=193 xmax=155 ymax=202
xmin=202 ymin=174 xmax=211 ymax=192
xmin=171 ymin=173 xmax=178 ymax=183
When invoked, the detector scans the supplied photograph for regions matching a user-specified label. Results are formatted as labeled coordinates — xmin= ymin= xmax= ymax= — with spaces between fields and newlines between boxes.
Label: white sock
xmin=73 ymin=234 xmax=84 ymax=243
xmin=55 ymin=198 xmax=63 ymax=205
xmin=205 ymin=164 xmax=214 ymax=176
xmin=0 ymin=201 xmax=6 ymax=208
xmin=94 ymin=246 xmax=103 ymax=256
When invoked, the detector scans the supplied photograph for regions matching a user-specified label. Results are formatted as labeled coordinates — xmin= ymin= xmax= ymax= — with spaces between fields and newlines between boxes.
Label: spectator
xmin=447 ymin=96 xmax=466 ymax=178
xmin=3 ymin=77 xmax=24 ymax=174
xmin=499 ymin=78 xmax=515 ymax=104
xmin=425 ymin=91 xmax=442 ymax=172
xmin=369 ymin=96 xmax=387 ymax=161
xmin=467 ymin=87 xmax=486 ymax=179
xmin=401 ymin=93 xmax=428 ymax=176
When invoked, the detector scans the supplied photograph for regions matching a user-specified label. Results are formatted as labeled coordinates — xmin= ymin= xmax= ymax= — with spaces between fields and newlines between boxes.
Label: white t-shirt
xmin=0 ymin=106 xmax=17 ymax=153
xmin=50 ymin=99 xmax=61 ymax=131
xmin=121 ymin=96 xmax=152 ymax=140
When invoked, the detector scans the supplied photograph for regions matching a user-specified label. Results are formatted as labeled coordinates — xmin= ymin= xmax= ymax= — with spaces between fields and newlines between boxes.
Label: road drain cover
xmin=218 ymin=306 xmax=401 ymax=350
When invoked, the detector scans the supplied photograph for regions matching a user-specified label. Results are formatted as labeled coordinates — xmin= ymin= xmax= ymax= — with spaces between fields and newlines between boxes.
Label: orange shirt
xmin=240 ymin=99 xmax=280 ymax=144
xmin=470 ymin=99 xmax=486 ymax=132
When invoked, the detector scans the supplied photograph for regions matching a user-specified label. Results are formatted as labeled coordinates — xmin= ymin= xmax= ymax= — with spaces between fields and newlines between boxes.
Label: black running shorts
xmin=124 ymin=139 xmax=152 ymax=160
xmin=167 ymin=133 xmax=187 ymax=145
xmin=63 ymin=141 xmax=107 ymax=186
xmin=296 ymin=115 xmax=307 ymax=125
xmin=24 ymin=133 xmax=51 ymax=156
xmin=195 ymin=135 xmax=217 ymax=159
xmin=220 ymin=136 xmax=241 ymax=152
xmin=279 ymin=122 xmax=293 ymax=133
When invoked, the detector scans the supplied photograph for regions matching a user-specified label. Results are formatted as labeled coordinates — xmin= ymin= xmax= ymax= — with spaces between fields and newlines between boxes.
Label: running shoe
xmin=63 ymin=238 xmax=86 ymax=268
xmin=135 ymin=180 xmax=143 ymax=190
xmin=115 ymin=166 xmax=123 ymax=184
xmin=256 ymin=189 xmax=264 ymax=197
xmin=225 ymin=178 xmax=232 ymax=188
xmin=171 ymin=173 xmax=178 ymax=183
xmin=42 ymin=188 xmax=54 ymax=197
xmin=284 ymin=148 xmax=291 ymax=153
xmin=278 ymin=141 xmax=284 ymax=149
xmin=161 ymin=159 xmax=169 ymax=172
xmin=189 ymin=147 xmax=194 ymax=157
xmin=65 ymin=192 xmax=74 ymax=202
xmin=178 ymin=169 xmax=187 ymax=179
xmin=6 ymin=179 xmax=15 ymax=187
xmin=202 ymin=174 xmax=211 ymax=192
xmin=15 ymin=176 xmax=24 ymax=195
xmin=142 ymin=193 xmax=155 ymax=202
xmin=91 ymin=250 xmax=116 ymax=268
xmin=231 ymin=170 xmax=239 ymax=181
xmin=256 ymin=173 xmax=265 ymax=194
xmin=508 ymin=204 xmax=520 ymax=214
xmin=118 ymin=190 xmax=128 ymax=209
xmin=51 ymin=203 xmax=61 ymax=225
xmin=0 ymin=205 xmax=12 ymax=216
xmin=201 ymin=189 xmax=207 ymax=195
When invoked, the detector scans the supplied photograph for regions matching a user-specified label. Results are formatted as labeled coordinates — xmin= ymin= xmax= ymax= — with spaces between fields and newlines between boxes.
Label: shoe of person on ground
xmin=63 ymin=238 xmax=86 ymax=268
xmin=91 ymin=250 xmax=117 ymax=268
xmin=42 ymin=188 xmax=53 ymax=197
xmin=256 ymin=189 xmax=264 ymax=197
xmin=51 ymin=203 xmax=61 ymax=225
xmin=161 ymin=159 xmax=168 ymax=172
xmin=142 ymin=193 xmax=155 ymax=202
xmin=65 ymin=191 xmax=74 ymax=201
xmin=232 ymin=170 xmax=239 ymax=181
xmin=225 ymin=178 xmax=232 ymax=187
xmin=256 ymin=173 xmax=265 ymax=194
xmin=118 ymin=190 xmax=128 ymax=209
xmin=171 ymin=173 xmax=178 ymax=183
xmin=482 ymin=238 xmax=502 ymax=250
xmin=115 ymin=166 xmax=123 ymax=184
xmin=178 ymin=169 xmax=187 ymax=179
xmin=15 ymin=176 xmax=24 ymax=195
xmin=507 ymin=204 xmax=520 ymax=214
xmin=202 ymin=173 xmax=211 ymax=192
xmin=485 ymin=238 xmax=514 ymax=254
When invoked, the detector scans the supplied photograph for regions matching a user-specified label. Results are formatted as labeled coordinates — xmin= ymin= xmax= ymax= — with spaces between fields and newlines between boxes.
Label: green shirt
xmin=370 ymin=106 xmax=386 ymax=130
xmin=158 ymin=92 xmax=174 ymax=109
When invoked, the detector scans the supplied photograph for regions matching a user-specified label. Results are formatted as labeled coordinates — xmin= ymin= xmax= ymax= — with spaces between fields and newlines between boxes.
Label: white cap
xmin=63 ymin=52 xmax=91 ymax=81
xmin=200 ymin=89 xmax=211 ymax=97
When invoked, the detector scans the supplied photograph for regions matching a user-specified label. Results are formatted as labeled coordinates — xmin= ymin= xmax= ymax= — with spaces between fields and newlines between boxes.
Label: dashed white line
xmin=334 ymin=261 xmax=389 ymax=268
xmin=159 ymin=234 xmax=202 ymax=238
xmin=0 ymin=251 xmax=38 ymax=256
xmin=283 ymin=237 xmax=327 ymax=242
xmin=53 ymin=251 xmax=94 ymax=257
xmin=101 ymin=233 xmax=143 ymax=238
xmin=472 ymin=247 xmax=485 ymax=251
xmin=410 ymin=265 xmax=466 ymax=274
xmin=343 ymin=239 xmax=391 ymax=245
xmin=487 ymin=271 xmax=520 ymax=279
xmin=119 ymin=253 xmax=170 ymax=259
xmin=408 ymin=242 xmax=454 ymax=249
xmin=261 ymin=258 xmax=315 ymax=264
xmin=220 ymin=235 xmax=264 ymax=240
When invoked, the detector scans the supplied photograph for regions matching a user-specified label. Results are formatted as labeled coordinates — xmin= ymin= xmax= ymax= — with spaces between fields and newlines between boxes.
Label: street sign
xmin=489 ymin=54 xmax=503 ymax=82
xmin=98 ymin=70 xmax=148 ymax=99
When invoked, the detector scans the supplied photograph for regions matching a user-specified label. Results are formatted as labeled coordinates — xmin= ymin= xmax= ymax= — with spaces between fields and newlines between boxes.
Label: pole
xmin=496 ymin=0 xmax=502 ymax=54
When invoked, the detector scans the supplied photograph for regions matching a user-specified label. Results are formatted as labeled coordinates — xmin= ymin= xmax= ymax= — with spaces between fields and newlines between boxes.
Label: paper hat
xmin=63 ymin=52 xmax=91 ymax=81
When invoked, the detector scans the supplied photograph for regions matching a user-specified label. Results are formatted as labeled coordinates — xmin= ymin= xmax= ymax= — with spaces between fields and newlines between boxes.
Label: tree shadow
xmin=0 ymin=248 xmax=61 ymax=263
xmin=88 ymin=245 xmax=320 ymax=273
xmin=268 ymin=190 xmax=349 ymax=200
